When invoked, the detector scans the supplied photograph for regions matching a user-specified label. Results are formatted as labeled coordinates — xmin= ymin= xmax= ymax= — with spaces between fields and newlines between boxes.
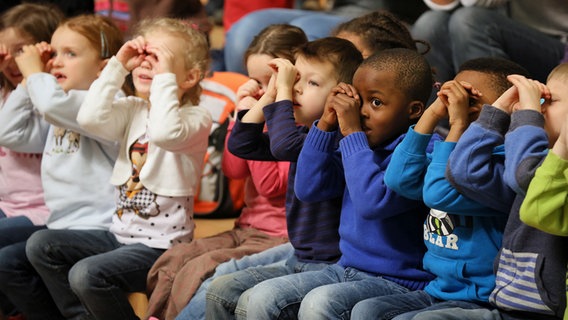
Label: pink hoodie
xmin=0 ymin=147 xmax=49 ymax=225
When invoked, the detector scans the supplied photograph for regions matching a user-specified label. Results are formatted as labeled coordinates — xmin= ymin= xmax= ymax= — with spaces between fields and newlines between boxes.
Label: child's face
xmin=454 ymin=70 xmax=501 ymax=121
xmin=132 ymin=31 xmax=190 ymax=99
xmin=354 ymin=65 xmax=415 ymax=148
xmin=50 ymin=26 xmax=105 ymax=92
xmin=0 ymin=27 xmax=34 ymax=87
xmin=246 ymin=53 xmax=272 ymax=92
xmin=292 ymin=56 xmax=338 ymax=127
xmin=336 ymin=31 xmax=371 ymax=59
xmin=543 ymin=76 xmax=568 ymax=145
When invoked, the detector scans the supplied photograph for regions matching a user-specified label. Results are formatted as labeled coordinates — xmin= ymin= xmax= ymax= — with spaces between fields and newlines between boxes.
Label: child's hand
xmin=439 ymin=80 xmax=474 ymax=128
xmin=507 ymin=74 xmax=550 ymax=113
xmin=236 ymin=96 xmax=258 ymax=114
xmin=0 ymin=43 xmax=12 ymax=72
xmin=237 ymin=79 xmax=263 ymax=101
xmin=14 ymin=44 xmax=45 ymax=78
xmin=116 ymin=36 xmax=146 ymax=71
xmin=145 ymin=42 xmax=175 ymax=74
xmin=317 ymin=85 xmax=342 ymax=132
xmin=428 ymin=94 xmax=449 ymax=121
xmin=492 ymin=83 xmax=518 ymax=115
xmin=268 ymin=58 xmax=297 ymax=102
xmin=328 ymin=83 xmax=361 ymax=136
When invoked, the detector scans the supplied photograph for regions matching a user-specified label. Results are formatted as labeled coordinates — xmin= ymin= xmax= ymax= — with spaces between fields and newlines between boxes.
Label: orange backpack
xmin=194 ymin=72 xmax=248 ymax=218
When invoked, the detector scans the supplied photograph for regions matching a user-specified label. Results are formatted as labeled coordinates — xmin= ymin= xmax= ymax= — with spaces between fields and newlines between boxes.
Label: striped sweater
xmin=448 ymin=106 xmax=568 ymax=319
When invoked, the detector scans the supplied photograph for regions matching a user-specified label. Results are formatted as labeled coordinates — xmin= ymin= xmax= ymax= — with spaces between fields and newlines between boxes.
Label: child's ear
xmin=97 ymin=59 xmax=109 ymax=77
xmin=180 ymin=68 xmax=201 ymax=90
xmin=408 ymin=100 xmax=425 ymax=121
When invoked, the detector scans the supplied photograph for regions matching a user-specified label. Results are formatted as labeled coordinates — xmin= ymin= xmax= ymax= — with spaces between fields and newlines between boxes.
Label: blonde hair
xmin=547 ymin=62 xmax=568 ymax=83
xmin=134 ymin=17 xmax=210 ymax=105
xmin=0 ymin=3 xmax=63 ymax=95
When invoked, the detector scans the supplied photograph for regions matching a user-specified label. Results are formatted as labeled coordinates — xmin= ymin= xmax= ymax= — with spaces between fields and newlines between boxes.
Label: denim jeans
xmin=205 ymin=251 xmax=329 ymax=320
xmin=412 ymin=6 xmax=565 ymax=83
xmin=0 ymin=215 xmax=49 ymax=318
xmin=351 ymin=290 xmax=490 ymax=320
xmin=176 ymin=242 xmax=294 ymax=320
xmin=396 ymin=307 xmax=503 ymax=320
xmin=0 ymin=240 xmax=63 ymax=320
xmin=26 ymin=229 xmax=164 ymax=320
xmin=224 ymin=8 xmax=347 ymax=73
xmin=242 ymin=263 xmax=412 ymax=320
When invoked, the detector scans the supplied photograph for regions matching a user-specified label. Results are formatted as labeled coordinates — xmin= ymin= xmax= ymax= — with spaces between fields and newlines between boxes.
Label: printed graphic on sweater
xmin=52 ymin=127 xmax=80 ymax=154
xmin=116 ymin=136 xmax=160 ymax=219
xmin=424 ymin=209 xmax=463 ymax=250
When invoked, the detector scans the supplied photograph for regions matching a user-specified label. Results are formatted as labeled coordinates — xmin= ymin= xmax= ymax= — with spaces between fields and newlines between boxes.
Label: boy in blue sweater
xmin=239 ymin=48 xmax=436 ymax=319
xmin=442 ymin=65 xmax=568 ymax=319
xmin=350 ymin=58 xmax=531 ymax=320
xmin=205 ymin=37 xmax=363 ymax=319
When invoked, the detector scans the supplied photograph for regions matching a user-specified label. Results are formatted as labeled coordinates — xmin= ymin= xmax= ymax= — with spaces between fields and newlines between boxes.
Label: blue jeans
xmin=205 ymin=251 xmax=329 ymax=320
xmin=412 ymin=6 xmax=565 ymax=83
xmin=351 ymin=290 xmax=490 ymax=320
xmin=26 ymin=229 xmax=164 ymax=320
xmin=0 ymin=215 xmax=49 ymax=319
xmin=224 ymin=8 xmax=348 ymax=73
xmin=399 ymin=307 xmax=502 ymax=320
xmin=244 ymin=263 xmax=411 ymax=320
xmin=0 ymin=240 xmax=63 ymax=320
xmin=176 ymin=242 xmax=294 ymax=320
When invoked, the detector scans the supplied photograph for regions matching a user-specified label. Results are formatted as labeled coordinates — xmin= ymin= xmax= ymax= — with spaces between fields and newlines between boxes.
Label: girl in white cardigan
xmin=26 ymin=18 xmax=212 ymax=320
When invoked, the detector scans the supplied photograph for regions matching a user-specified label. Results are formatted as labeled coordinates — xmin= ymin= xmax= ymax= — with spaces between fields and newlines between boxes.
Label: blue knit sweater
xmin=295 ymin=124 xmax=433 ymax=290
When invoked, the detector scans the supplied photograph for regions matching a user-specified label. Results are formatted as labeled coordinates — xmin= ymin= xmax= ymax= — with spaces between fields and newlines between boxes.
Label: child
xmin=144 ymin=24 xmax=307 ymax=320
xmin=205 ymin=37 xmax=363 ymax=319
xmin=24 ymin=17 xmax=212 ymax=320
xmin=236 ymin=23 xmax=308 ymax=112
xmin=349 ymin=58 xmax=531 ymax=319
xmin=0 ymin=3 xmax=62 ymax=318
xmin=0 ymin=14 xmax=123 ymax=320
xmin=237 ymin=48 xmax=434 ymax=320
xmin=519 ymin=73 xmax=568 ymax=320
xmin=332 ymin=9 xmax=427 ymax=59
xmin=446 ymin=65 xmax=568 ymax=319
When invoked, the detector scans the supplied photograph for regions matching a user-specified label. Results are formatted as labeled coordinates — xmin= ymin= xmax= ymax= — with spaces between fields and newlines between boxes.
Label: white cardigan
xmin=78 ymin=57 xmax=212 ymax=197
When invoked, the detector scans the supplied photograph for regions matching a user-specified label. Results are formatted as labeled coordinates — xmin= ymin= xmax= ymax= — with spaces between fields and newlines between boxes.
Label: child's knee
xmin=68 ymin=259 xmax=99 ymax=297
xmin=25 ymin=230 xmax=51 ymax=264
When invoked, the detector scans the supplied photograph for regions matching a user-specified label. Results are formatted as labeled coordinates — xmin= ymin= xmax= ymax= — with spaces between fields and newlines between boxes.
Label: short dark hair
xmin=297 ymin=37 xmax=363 ymax=84
xmin=362 ymin=48 xmax=433 ymax=104
xmin=458 ymin=57 xmax=531 ymax=95
xmin=333 ymin=10 xmax=429 ymax=55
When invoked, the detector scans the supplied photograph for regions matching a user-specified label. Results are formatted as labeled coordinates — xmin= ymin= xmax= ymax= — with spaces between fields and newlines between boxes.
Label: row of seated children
xmin=0 ymin=3 xmax=567 ymax=320
xmin=0 ymin=6 xmax=127 ymax=320
xmin=198 ymin=25 xmax=568 ymax=320
xmin=146 ymin=9 xmax=426 ymax=320
xmin=0 ymin=3 xmax=215 ymax=319
xmin=199 ymin=50 xmax=568 ymax=320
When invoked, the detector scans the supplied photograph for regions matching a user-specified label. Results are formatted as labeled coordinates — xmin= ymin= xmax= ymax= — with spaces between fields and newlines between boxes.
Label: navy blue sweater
xmin=227 ymin=100 xmax=342 ymax=263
